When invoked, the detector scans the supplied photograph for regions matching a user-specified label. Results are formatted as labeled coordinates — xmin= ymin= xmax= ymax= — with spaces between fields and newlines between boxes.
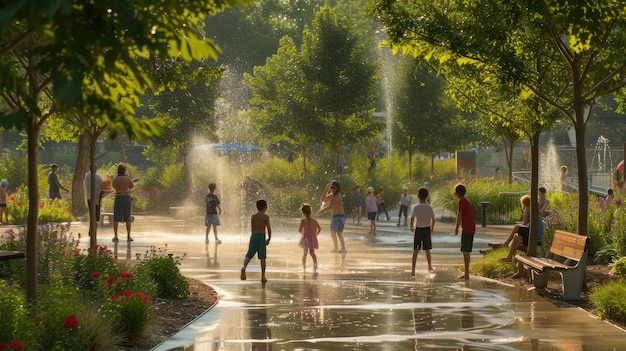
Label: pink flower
xmin=62 ymin=314 xmax=79 ymax=329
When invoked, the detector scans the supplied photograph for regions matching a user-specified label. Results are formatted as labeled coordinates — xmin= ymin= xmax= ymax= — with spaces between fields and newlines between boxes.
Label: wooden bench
xmin=99 ymin=213 xmax=134 ymax=226
xmin=0 ymin=251 xmax=25 ymax=260
xmin=515 ymin=230 xmax=589 ymax=300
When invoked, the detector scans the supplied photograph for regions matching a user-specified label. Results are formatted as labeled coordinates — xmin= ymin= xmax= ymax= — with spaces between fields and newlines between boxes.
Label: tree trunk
xmin=574 ymin=118 xmax=589 ymax=235
xmin=430 ymin=155 xmax=435 ymax=174
xmin=572 ymin=61 xmax=589 ymax=235
xmin=300 ymin=143 xmax=307 ymax=178
xmin=526 ymin=132 xmax=540 ymax=257
xmin=506 ymin=138 xmax=515 ymax=184
xmin=26 ymin=118 xmax=40 ymax=301
xmin=408 ymin=150 xmax=413 ymax=182
xmin=88 ymin=137 xmax=99 ymax=248
xmin=115 ymin=128 xmax=127 ymax=164
xmin=72 ymin=131 xmax=89 ymax=216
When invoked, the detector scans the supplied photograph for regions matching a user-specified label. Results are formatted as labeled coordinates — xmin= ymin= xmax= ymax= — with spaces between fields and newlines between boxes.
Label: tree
xmin=392 ymin=57 xmax=475 ymax=179
xmin=0 ymin=0 xmax=252 ymax=301
xmin=247 ymin=7 xmax=383 ymax=176
xmin=300 ymin=7 xmax=383 ymax=174
xmin=370 ymin=0 xmax=626 ymax=236
xmin=246 ymin=36 xmax=322 ymax=175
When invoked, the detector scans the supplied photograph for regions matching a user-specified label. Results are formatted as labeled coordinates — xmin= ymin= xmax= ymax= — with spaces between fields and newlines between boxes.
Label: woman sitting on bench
xmin=497 ymin=193 xmax=546 ymax=262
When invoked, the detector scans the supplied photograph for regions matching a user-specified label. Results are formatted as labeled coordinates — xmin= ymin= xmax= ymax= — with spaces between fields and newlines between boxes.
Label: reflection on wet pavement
xmin=77 ymin=216 xmax=626 ymax=350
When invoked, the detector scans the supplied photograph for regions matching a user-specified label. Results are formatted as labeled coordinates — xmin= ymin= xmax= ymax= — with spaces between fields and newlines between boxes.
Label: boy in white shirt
xmin=409 ymin=187 xmax=436 ymax=276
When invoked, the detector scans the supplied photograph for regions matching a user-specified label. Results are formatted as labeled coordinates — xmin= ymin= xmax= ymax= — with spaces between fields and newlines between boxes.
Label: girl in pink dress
xmin=299 ymin=203 xmax=321 ymax=273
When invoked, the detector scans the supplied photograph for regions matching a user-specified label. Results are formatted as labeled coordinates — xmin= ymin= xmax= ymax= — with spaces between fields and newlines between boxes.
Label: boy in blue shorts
xmin=454 ymin=184 xmax=476 ymax=280
xmin=241 ymin=200 xmax=272 ymax=282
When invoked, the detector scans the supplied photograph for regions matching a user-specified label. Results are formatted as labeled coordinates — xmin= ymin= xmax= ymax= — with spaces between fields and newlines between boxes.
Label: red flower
xmin=62 ymin=314 xmax=79 ymax=329
xmin=38 ymin=203 xmax=44 ymax=209
xmin=111 ymin=293 xmax=120 ymax=301
xmin=0 ymin=343 xmax=8 ymax=350
xmin=118 ymin=272 xmax=133 ymax=278
xmin=142 ymin=295 xmax=151 ymax=304
xmin=106 ymin=276 xmax=114 ymax=286
xmin=35 ymin=316 xmax=43 ymax=322
xmin=10 ymin=340 xmax=23 ymax=350
xmin=91 ymin=272 xmax=100 ymax=279
xmin=124 ymin=289 xmax=132 ymax=297
xmin=8 ymin=196 xmax=15 ymax=203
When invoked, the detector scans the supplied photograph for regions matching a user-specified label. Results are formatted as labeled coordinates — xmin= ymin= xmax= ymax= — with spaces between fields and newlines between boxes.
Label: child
xmin=365 ymin=186 xmax=378 ymax=235
xmin=410 ymin=187 xmax=435 ymax=275
xmin=352 ymin=185 xmax=363 ymax=225
xmin=317 ymin=180 xmax=347 ymax=254
xmin=398 ymin=186 xmax=412 ymax=226
xmin=241 ymin=200 xmax=272 ymax=282
xmin=299 ymin=203 xmax=321 ymax=273
xmin=376 ymin=186 xmax=390 ymax=221
xmin=0 ymin=179 xmax=7 ymax=224
xmin=454 ymin=184 xmax=475 ymax=280
xmin=205 ymin=183 xmax=222 ymax=244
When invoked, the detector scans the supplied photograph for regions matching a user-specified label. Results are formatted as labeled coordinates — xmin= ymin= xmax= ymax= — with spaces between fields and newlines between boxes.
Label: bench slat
xmin=549 ymin=230 xmax=587 ymax=261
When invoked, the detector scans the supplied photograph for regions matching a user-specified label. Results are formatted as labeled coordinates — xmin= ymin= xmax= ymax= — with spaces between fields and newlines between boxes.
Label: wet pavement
xmin=75 ymin=214 xmax=626 ymax=351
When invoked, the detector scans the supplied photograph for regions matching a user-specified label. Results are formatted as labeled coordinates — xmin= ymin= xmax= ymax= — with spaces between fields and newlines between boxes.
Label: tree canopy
xmin=369 ymin=0 xmax=626 ymax=235
xmin=0 ymin=0 xmax=253 ymax=300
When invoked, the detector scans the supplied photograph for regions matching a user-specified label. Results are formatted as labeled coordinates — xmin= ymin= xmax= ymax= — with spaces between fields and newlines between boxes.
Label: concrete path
xmin=75 ymin=214 xmax=626 ymax=351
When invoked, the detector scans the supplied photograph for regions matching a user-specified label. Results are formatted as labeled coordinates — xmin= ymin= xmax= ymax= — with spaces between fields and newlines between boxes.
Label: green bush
xmin=469 ymin=248 xmax=517 ymax=278
xmin=612 ymin=207 xmax=626 ymax=257
xmin=590 ymin=279 xmax=626 ymax=324
xmin=0 ymin=281 xmax=35 ymax=349
xmin=610 ymin=257 xmax=626 ymax=277
xmin=73 ymin=245 xmax=119 ymax=292
xmin=135 ymin=254 xmax=189 ymax=298
xmin=103 ymin=289 xmax=153 ymax=338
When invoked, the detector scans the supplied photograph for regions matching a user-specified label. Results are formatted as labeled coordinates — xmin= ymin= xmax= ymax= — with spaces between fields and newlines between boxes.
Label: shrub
xmin=135 ymin=252 xmax=189 ymax=298
xmin=5 ymin=186 xmax=73 ymax=223
xmin=0 ymin=281 xmax=34 ymax=348
xmin=73 ymin=245 xmax=119 ymax=292
xmin=103 ymin=290 xmax=153 ymax=338
xmin=612 ymin=207 xmax=626 ymax=257
xmin=469 ymin=248 xmax=516 ymax=278
xmin=610 ymin=257 xmax=626 ymax=277
xmin=590 ymin=279 xmax=626 ymax=324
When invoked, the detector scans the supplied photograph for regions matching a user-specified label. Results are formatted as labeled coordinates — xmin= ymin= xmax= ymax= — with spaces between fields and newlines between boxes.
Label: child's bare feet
xmin=240 ymin=267 xmax=247 ymax=280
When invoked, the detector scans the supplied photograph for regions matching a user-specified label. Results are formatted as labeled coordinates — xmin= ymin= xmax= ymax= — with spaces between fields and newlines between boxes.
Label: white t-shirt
xmin=411 ymin=202 xmax=435 ymax=228
xmin=84 ymin=172 xmax=103 ymax=201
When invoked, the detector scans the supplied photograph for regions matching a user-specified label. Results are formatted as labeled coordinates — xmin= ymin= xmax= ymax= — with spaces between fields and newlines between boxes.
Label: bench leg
xmin=531 ymin=270 xmax=549 ymax=289
xmin=560 ymin=270 xmax=584 ymax=300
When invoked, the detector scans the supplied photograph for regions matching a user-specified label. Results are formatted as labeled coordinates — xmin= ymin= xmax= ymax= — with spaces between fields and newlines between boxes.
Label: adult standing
xmin=48 ymin=164 xmax=68 ymax=200
xmin=316 ymin=180 xmax=347 ymax=254
xmin=84 ymin=163 xmax=103 ymax=223
xmin=112 ymin=163 xmax=134 ymax=242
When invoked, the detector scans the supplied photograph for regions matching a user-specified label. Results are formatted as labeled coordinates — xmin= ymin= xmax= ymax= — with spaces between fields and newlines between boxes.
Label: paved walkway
xmin=75 ymin=214 xmax=626 ymax=351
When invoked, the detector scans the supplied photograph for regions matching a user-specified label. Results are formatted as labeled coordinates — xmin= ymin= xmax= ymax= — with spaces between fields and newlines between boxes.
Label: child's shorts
xmin=367 ymin=212 xmax=377 ymax=220
xmin=461 ymin=233 xmax=475 ymax=252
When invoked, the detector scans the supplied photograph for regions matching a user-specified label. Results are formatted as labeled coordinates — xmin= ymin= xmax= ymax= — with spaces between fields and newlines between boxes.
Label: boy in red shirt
xmin=454 ymin=184 xmax=476 ymax=280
